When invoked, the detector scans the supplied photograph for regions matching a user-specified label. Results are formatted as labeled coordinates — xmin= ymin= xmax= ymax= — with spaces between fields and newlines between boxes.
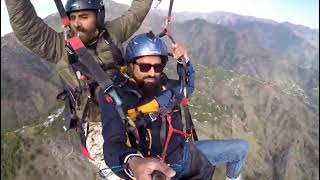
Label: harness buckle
xmin=63 ymin=27 xmax=70 ymax=41
xmin=65 ymin=45 xmax=75 ymax=55
xmin=149 ymin=113 xmax=158 ymax=122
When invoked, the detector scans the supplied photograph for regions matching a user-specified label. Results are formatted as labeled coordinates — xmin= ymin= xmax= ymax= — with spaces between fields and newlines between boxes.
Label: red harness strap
xmin=160 ymin=114 xmax=192 ymax=162
xmin=80 ymin=144 xmax=95 ymax=161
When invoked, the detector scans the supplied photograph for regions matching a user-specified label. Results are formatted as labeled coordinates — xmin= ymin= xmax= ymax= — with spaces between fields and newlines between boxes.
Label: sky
xmin=1 ymin=0 xmax=319 ymax=36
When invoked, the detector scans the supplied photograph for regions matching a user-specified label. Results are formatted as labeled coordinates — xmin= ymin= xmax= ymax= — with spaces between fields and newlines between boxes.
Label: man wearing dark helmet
xmin=5 ymin=0 xmax=154 ymax=179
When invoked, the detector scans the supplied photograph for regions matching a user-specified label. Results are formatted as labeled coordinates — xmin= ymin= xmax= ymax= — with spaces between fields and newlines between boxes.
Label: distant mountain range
xmin=1 ymin=0 xmax=318 ymax=180
xmin=143 ymin=8 xmax=319 ymax=108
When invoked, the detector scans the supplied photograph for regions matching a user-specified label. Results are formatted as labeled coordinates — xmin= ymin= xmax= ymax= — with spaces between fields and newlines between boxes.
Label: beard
xmin=136 ymin=76 xmax=162 ymax=97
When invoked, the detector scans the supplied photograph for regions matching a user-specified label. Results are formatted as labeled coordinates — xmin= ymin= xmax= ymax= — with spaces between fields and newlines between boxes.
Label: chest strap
xmin=102 ymin=29 xmax=125 ymax=66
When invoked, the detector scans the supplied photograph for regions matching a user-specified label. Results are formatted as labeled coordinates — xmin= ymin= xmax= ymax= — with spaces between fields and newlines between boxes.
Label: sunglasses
xmin=134 ymin=63 xmax=165 ymax=73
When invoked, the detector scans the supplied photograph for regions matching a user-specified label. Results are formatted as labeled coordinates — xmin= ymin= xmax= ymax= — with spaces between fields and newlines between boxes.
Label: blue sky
xmin=1 ymin=0 xmax=319 ymax=36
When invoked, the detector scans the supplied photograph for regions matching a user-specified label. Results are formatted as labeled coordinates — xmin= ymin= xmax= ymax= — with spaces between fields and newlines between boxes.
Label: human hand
xmin=172 ymin=43 xmax=189 ymax=63
xmin=128 ymin=157 xmax=176 ymax=180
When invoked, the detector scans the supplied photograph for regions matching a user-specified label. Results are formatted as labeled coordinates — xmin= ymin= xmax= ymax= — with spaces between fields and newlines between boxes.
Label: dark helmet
xmin=125 ymin=31 xmax=168 ymax=64
xmin=65 ymin=0 xmax=105 ymax=29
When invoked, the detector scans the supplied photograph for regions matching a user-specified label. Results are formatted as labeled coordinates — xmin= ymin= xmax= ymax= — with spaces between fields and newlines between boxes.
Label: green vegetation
xmin=30 ymin=126 xmax=45 ymax=136
xmin=1 ymin=101 xmax=63 ymax=133
xmin=1 ymin=108 xmax=64 ymax=180
xmin=1 ymin=108 xmax=19 ymax=132
xmin=45 ymin=115 xmax=65 ymax=136
xmin=1 ymin=132 xmax=22 ymax=180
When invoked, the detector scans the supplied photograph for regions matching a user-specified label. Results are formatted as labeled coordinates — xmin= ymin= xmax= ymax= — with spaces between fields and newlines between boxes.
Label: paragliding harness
xmin=53 ymin=0 xmax=127 ymax=163
xmin=124 ymin=79 xmax=197 ymax=160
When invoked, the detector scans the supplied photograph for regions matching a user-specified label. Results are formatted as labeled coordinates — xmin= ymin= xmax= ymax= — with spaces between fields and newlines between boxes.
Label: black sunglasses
xmin=134 ymin=63 xmax=165 ymax=73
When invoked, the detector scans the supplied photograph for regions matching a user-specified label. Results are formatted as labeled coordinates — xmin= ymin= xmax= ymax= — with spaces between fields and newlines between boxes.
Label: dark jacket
xmin=98 ymin=62 xmax=196 ymax=179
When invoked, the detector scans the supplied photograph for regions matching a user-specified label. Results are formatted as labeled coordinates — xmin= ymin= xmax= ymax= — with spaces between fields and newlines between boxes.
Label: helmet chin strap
xmin=96 ymin=8 xmax=105 ymax=30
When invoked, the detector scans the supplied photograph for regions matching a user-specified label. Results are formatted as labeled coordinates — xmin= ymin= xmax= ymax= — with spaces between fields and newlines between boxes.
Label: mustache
xmin=71 ymin=27 xmax=88 ymax=35
xmin=143 ymin=76 xmax=156 ymax=80
xmin=76 ymin=27 xmax=87 ymax=33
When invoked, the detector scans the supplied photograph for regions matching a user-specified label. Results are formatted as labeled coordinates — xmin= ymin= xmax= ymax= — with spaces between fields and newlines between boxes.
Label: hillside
xmin=170 ymin=19 xmax=319 ymax=108
xmin=1 ymin=34 xmax=61 ymax=132
xmin=1 ymin=108 xmax=99 ymax=180
xmin=187 ymin=64 xmax=319 ymax=180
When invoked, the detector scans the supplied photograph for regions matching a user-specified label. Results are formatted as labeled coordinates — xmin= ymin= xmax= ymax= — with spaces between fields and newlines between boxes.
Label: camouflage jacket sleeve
xmin=5 ymin=0 xmax=65 ymax=64
xmin=106 ymin=0 xmax=153 ymax=43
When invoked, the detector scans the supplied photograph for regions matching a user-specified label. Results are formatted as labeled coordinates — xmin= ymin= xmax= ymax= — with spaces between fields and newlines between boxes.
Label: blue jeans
xmin=194 ymin=139 xmax=249 ymax=178
xmin=170 ymin=139 xmax=248 ymax=179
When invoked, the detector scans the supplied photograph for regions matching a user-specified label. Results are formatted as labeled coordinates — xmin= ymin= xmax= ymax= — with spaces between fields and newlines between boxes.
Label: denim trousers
xmin=170 ymin=139 xmax=249 ymax=179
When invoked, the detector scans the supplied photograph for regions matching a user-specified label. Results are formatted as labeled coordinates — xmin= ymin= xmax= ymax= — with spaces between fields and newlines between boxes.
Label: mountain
xmin=172 ymin=11 xmax=319 ymax=71
xmin=169 ymin=18 xmax=319 ymax=107
xmin=186 ymin=64 xmax=319 ymax=180
xmin=140 ymin=10 xmax=319 ymax=107
xmin=173 ymin=11 xmax=319 ymax=48
xmin=1 ymin=1 xmax=319 ymax=180
xmin=1 ymin=34 xmax=61 ymax=132
xmin=1 ymin=109 xmax=99 ymax=180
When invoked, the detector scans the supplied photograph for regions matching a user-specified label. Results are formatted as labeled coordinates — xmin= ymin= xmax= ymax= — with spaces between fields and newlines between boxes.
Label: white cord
xmin=123 ymin=153 xmax=144 ymax=179
xmin=66 ymin=131 xmax=74 ymax=157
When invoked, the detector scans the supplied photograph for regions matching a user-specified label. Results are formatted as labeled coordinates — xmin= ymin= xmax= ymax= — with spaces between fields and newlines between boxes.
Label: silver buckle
xmin=149 ymin=113 xmax=158 ymax=122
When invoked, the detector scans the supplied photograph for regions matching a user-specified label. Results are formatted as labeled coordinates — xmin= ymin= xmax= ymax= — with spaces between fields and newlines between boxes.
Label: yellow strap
xmin=126 ymin=133 xmax=132 ymax=147
xmin=120 ymin=66 xmax=136 ymax=82
xmin=127 ymin=109 xmax=138 ymax=121
xmin=127 ymin=99 xmax=160 ymax=121
xmin=120 ymin=66 xmax=127 ymax=74
xmin=137 ymin=99 xmax=159 ymax=113
xmin=146 ymin=129 xmax=152 ymax=156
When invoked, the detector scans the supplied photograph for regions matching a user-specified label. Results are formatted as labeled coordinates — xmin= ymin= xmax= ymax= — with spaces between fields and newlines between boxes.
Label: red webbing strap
xmin=160 ymin=114 xmax=192 ymax=162
xmin=68 ymin=36 xmax=114 ymax=90
xmin=68 ymin=37 xmax=85 ymax=51
xmin=62 ymin=18 xmax=70 ymax=27
xmin=80 ymin=144 xmax=95 ymax=161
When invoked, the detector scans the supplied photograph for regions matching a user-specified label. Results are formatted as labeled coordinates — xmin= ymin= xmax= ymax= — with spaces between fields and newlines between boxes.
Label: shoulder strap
xmin=102 ymin=29 xmax=125 ymax=66
xmin=56 ymin=75 xmax=79 ymax=131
